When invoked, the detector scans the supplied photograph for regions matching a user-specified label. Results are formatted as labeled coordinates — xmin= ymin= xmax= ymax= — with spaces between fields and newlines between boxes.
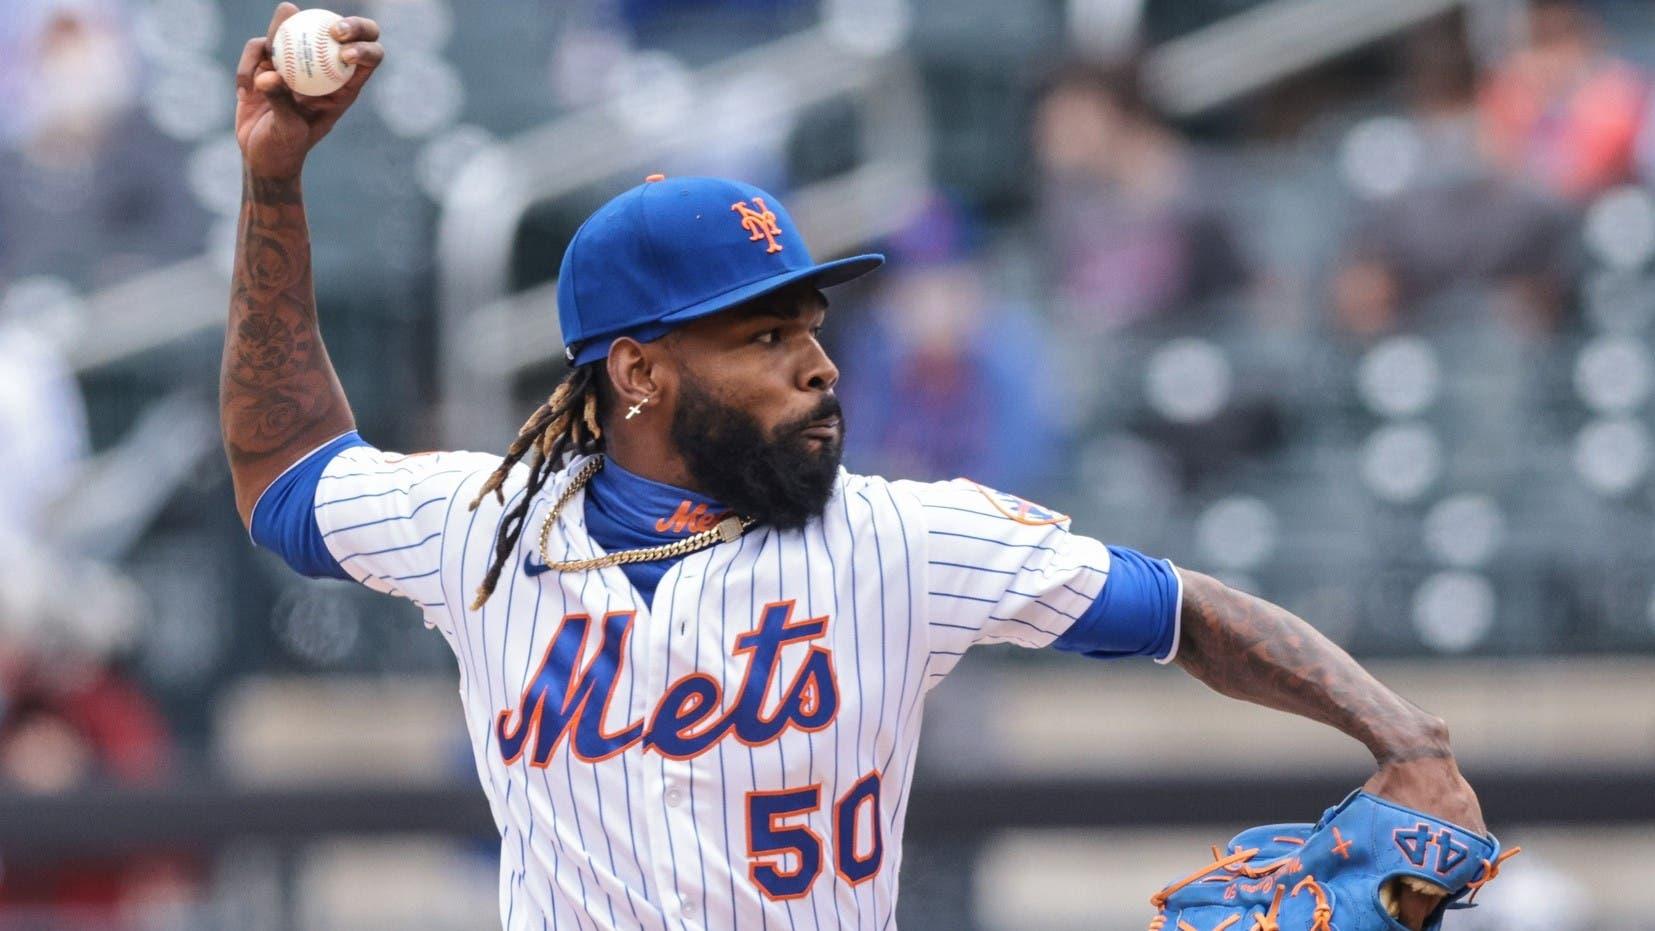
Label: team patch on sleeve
xmin=964 ymin=480 xmax=1069 ymax=526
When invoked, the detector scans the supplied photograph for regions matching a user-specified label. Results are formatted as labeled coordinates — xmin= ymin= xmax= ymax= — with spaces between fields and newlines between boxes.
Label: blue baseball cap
xmin=557 ymin=175 xmax=884 ymax=365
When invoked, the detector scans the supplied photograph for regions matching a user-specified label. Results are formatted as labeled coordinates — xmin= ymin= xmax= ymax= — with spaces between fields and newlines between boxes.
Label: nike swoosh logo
xmin=524 ymin=554 xmax=551 ymax=577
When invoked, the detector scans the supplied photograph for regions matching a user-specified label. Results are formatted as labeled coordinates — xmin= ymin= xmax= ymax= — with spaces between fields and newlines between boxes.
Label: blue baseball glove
xmin=1147 ymin=791 xmax=1518 ymax=931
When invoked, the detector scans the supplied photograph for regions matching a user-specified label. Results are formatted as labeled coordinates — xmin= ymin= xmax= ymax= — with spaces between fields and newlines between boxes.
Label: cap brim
xmin=658 ymin=253 xmax=885 ymax=327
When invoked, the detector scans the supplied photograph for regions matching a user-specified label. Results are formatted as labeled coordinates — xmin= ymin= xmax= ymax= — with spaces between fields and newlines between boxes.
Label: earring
xmin=625 ymin=396 xmax=650 ymax=420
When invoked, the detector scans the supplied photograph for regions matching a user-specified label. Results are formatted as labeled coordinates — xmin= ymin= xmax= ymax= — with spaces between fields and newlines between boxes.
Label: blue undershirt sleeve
xmin=249 ymin=431 xmax=371 ymax=580
xmin=1049 ymin=546 xmax=1183 ymax=662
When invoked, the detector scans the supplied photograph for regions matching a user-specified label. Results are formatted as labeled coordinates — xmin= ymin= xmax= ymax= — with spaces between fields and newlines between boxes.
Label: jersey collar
xmin=586 ymin=457 xmax=731 ymax=543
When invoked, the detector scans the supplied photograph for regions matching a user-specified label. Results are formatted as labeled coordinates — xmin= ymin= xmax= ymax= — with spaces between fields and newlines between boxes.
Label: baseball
xmin=270 ymin=8 xmax=356 ymax=97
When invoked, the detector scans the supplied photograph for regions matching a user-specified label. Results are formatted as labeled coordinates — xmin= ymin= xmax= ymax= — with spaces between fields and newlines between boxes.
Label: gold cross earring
xmin=626 ymin=396 xmax=650 ymax=420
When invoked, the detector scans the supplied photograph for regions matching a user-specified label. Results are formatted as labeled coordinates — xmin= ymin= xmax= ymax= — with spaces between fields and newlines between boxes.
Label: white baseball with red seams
xmin=270 ymin=8 xmax=355 ymax=96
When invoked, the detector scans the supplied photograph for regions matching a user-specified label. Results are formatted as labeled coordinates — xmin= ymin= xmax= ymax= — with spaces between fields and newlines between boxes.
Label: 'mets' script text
xmin=497 ymin=600 xmax=839 ymax=766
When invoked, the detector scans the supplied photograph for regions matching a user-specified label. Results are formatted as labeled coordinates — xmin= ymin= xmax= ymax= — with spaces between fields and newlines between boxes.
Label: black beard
xmin=669 ymin=379 xmax=843 ymax=530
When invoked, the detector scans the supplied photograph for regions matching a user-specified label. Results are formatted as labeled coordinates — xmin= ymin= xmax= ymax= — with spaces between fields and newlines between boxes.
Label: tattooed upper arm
xmin=220 ymin=172 xmax=355 ymax=524
xmin=1174 ymin=569 xmax=1448 ymax=764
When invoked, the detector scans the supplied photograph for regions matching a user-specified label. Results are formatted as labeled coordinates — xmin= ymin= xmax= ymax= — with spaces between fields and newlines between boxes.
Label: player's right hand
xmin=235 ymin=3 xmax=383 ymax=180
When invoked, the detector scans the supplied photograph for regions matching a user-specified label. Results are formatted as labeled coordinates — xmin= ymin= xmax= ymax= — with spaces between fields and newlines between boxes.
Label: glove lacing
xmin=1147 ymin=845 xmax=1327 ymax=931
xmin=1464 ymin=846 xmax=1522 ymax=904
xmin=1290 ymin=876 xmax=1334 ymax=931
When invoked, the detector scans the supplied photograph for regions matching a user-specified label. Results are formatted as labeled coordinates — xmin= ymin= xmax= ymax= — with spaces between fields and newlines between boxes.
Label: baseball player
xmin=225 ymin=7 xmax=1487 ymax=929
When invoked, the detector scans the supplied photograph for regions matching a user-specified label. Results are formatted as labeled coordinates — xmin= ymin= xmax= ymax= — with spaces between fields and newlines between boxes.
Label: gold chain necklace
xmin=536 ymin=457 xmax=755 ymax=573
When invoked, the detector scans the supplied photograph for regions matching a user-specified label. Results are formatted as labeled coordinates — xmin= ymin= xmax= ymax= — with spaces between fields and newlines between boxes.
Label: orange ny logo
xmin=731 ymin=197 xmax=784 ymax=253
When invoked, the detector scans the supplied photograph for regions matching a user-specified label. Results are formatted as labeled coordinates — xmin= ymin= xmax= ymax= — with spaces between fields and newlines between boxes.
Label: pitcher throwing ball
xmin=226 ymin=6 xmax=1500 ymax=929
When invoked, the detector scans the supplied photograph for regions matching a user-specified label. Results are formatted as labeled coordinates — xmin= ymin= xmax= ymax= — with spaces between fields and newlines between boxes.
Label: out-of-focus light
xmin=697 ymin=75 xmax=796 ymax=170
xmin=1067 ymin=0 xmax=1143 ymax=58
xmin=366 ymin=0 xmax=454 ymax=53
xmin=606 ymin=51 xmax=695 ymax=139
xmin=1078 ymin=433 xmax=1177 ymax=522
xmin=1356 ymin=335 xmax=1439 ymax=417
xmin=1574 ymin=336 xmax=1652 ymax=414
xmin=1574 ymin=418 xmax=1651 ymax=495
xmin=208 ymin=216 xmax=238 ymax=277
xmin=375 ymin=207 xmax=427 ymax=274
xmin=1145 ymin=338 xmax=1232 ymax=423
xmin=415 ymin=124 xmax=495 ymax=201
xmin=1195 ymin=496 xmax=1278 ymax=571
xmin=143 ymin=56 xmax=231 ymax=140
xmin=0 ymin=276 xmax=85 ymax=346
xmin=1360 ymin=423 xmax=1440 ymax=503
xmin=1339 ymin=117 xmax=1420 ymax=200
xmin=372 ymin=54 xmax=465 ymax=138
xmin=134 ymin=0 xmax=222 ymax=58
xmin=1412 ymin=571 xmax=1495 ymax=653
xmin=824 ymin=0 xmax=911 ymax=55
xmin=1422 ymin=494 xmax=1504 ymax=568
xmin=271 ymin=584 xmax=361 ymax=666
xmin=1584 ymin=186 xmax=1655 ymax=270
xmin=550 ymin=26 xmax=631 ymax=108
xmin=186 ymin=133 xmax=245 ymax=217
xmin=1583 ymin=271 xmax=1655 ymax=333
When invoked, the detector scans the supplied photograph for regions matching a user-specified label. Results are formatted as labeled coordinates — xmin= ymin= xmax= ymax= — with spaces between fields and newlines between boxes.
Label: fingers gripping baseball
xmin=235 ymin=3 xmax=384 ymax=179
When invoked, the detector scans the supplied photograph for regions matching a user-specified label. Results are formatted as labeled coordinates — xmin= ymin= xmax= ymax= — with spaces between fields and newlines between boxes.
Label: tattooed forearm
xmin=1175 ymin=571 xmax=1449 ymax=764
xmin=220 ymin=170 xmax=354 ymax=522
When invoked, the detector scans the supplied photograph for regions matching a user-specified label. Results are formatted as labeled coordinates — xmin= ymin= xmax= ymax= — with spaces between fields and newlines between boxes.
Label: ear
xmin=605 ymin=337 xmax=673 ymax=415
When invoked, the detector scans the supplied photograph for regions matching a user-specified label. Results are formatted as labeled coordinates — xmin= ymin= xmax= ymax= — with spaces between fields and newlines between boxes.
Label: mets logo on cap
xmin=555 ymin=176 xmax=884 ymax=367
xmin=731 ymin=197 xmax=784 ymax=253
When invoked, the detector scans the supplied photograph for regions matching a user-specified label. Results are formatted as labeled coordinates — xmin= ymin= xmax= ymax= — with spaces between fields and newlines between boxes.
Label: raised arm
xmin=1175 ymin=569 xmax=1486 ymax=928
xmin=221 ymin=3 xmax=383 ymax=524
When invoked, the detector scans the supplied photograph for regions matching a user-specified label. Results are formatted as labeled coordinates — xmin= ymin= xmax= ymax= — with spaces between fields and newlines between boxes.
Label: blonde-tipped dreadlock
xmin=468 ymin=363 xmax=605 ymax=609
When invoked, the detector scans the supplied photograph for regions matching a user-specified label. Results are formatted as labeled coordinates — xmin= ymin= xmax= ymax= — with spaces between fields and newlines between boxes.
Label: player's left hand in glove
xmin=1146 ymin=790 xmax=1518 ymax=931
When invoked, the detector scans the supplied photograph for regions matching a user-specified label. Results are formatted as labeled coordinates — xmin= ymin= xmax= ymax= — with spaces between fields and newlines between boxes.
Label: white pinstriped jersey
xmin=302 ymin=446 xmax=1180 ymax=930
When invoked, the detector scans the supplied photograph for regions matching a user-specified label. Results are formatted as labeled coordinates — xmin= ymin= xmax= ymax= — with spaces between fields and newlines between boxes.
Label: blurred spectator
xmin=838 ymin=194 xmax=1066 ymax=493
xmin=0 ymin=666 xmax=192 ymax=921
xmin=1031 ymin=60 xmax=1247 ymax=337
xmin=0 ymin=664 xmax=170 ymax=793
xmin=0 ymin=1 xmax=207 ymax=290
xmin=0 ymin=300 xmax=88 ymax=537
xmin=1479 ymin=0 xmax=1647 ymax=203
xmin=1334 ymin=23 xmax=1578 ymax=339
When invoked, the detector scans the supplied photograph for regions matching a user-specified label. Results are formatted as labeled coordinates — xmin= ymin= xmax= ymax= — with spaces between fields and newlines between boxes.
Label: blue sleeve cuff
xmin=1050 ymin=546 xmax=1181 ymax=662
xmin=249 ymin=431 xmax=371 ymax=580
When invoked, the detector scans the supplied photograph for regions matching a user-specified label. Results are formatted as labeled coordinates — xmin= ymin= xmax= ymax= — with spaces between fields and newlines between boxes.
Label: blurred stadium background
xmin=2 ymin=0 xmax=1653 ymax=927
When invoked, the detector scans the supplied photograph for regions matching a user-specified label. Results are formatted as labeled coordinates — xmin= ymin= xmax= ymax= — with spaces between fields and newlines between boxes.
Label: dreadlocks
xmin=468 ymin=362 xmax=605 ymax=610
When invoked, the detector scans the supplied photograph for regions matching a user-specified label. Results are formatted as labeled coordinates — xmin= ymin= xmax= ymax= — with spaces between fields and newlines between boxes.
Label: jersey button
xmin=665 ymin=786 xmax=684 ymax=807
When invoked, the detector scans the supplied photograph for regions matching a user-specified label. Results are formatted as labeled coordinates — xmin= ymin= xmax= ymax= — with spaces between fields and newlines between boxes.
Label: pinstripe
xmin=617 ymin=563 xmax=653 ymax=910
xmin=765 ymin=532 xmax=800 ymax=931
xmin=733 ymin=531 xmax=771 ymax=931
xmin=856 ymin=489 xmax=889 ymax=927
xmin=556 ymin=534 xmax=599 ymax=930
xmin=683 ymin=542 xmax=737 ymax=927
xmin=597 ymin=579 xmax=645 ymax=927
xmin=498 ymin=495 xmax=547 ymax=931
xmin=335 ymin=529 xmax=440 ymax=562
xmin=798 ymin=524 xmax=826 ymax=931
xmin=926 ymin=559 xmax=1015 ymax=575
xmin=516 ymin=495 xmax=553 ymax=931
xmin=838 ymin=487 xmax=867 ymax=928
xmin=314 ymin=467 xmax=469 ymax=506
xmin=879 ymin=481 xmax=919 ymax=785
xmin=320 ymin=495 xmax=447 ymax=536
xmin=685 ymin=538 xmax=723 ymax=931
xmin=658 ymin=557 xmax=688 ymax=929
xmin=469 ymin=486 xmax=529 ymax=821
